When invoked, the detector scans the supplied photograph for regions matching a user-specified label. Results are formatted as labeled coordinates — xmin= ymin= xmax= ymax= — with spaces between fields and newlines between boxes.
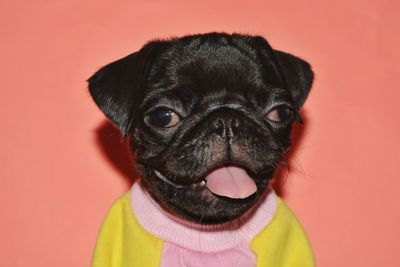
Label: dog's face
xmin=88 ymin=33 xmax=313 ymax=224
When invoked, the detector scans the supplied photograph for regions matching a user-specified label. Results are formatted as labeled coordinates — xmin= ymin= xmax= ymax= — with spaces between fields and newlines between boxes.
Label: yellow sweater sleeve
xmin=251 ymin=198 xmax=315 ymax=267
xmin=91 ymin=192 xmax=163 ymax=267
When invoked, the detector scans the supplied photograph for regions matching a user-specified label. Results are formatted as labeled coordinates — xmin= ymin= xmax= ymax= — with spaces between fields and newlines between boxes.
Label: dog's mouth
xmin=154 ymin=164 xmax=270 ymax=200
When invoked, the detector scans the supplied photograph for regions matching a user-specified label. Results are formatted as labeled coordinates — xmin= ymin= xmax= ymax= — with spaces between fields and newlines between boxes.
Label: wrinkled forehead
xmin=141 ymin=43 xmax=291 ymax=112
xmin=147 ymin=40 xmax=283 ymax=96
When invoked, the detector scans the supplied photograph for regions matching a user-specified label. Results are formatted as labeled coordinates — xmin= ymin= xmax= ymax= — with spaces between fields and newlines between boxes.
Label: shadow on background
xmin=95 ymin=111 xmax=309 ymax=199
xmin=271 ymin=110 xmax=309 ymax=198
xmin=95 ymin=120 xmax=139 ymax=184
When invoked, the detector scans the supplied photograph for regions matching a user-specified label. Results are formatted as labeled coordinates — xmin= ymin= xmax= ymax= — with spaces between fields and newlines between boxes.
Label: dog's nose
xmin=210 ymin=110 xmax=241 ymax=142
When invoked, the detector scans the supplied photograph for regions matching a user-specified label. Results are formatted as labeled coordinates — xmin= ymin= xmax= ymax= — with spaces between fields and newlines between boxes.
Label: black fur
xmin=88 ymin=32 xmax=313 ymax=224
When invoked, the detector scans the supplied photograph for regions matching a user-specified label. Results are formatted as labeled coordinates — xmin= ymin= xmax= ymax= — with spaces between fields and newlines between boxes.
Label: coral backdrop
xmin=1 ymin=0 xmax=399 ymax=266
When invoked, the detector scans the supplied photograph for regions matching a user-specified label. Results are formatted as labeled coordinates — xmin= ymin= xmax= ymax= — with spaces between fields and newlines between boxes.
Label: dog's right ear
xmin=88 ymin=41 xmax=161 ymax=137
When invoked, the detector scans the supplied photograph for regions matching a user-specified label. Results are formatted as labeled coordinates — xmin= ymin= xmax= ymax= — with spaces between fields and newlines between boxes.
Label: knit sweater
xmin=91 ymin=183 xmax=315 ymax=267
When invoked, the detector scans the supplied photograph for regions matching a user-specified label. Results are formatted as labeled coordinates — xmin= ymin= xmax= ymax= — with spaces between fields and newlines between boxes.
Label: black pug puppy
xmin=89 ymin=32 xmax=314 ymax=267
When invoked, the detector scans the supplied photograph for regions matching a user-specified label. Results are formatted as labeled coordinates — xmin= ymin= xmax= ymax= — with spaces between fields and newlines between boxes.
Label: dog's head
xmin=88 ymin=33 xmax=313 ymax=224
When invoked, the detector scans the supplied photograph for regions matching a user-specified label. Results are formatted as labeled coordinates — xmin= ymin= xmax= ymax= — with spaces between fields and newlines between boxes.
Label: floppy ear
xmin=88 ymin=41 xmax=161 ymax=137
xmin=273 ymin=50 xmax=314 ymax=109
xmin=249 ymin=36 xmax=314 ymax=109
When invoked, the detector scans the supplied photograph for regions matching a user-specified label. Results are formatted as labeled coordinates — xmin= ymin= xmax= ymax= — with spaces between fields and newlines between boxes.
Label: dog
xmin=89 ymin=32 xmax=314 ymax=267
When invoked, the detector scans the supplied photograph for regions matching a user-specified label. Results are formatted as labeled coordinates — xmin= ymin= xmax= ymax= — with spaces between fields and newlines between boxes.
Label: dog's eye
xmin=145 ymin=108 xmax=181 ymax=128
xmin=266 ymin=106 xmax=293 ymax=123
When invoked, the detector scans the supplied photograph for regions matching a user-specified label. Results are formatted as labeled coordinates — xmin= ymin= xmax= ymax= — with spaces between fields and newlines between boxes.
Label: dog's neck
xmin=130 ymin=181 xmax=277 ymax=252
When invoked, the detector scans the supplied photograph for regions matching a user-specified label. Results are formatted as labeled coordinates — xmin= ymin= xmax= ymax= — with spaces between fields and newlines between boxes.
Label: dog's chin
xmin=140 ymin=165 xmax=273 ymax=225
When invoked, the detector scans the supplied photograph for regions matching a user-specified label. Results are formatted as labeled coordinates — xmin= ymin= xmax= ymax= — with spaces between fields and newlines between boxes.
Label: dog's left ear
xmin=88 ymin=41 xmax=162 ymax=137
xmin=250 ymin=36 xmax=313 ymax=109
xmin=273 ymin=50 xmax=314 ymax=109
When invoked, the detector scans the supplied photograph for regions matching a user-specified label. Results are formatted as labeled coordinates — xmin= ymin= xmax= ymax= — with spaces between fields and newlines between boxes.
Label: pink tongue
xmin=205 ymin=166 xmax=257 ymax=199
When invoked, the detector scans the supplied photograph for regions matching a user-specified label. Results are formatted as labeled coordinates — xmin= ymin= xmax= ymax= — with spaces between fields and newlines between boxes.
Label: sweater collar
xmin=130 ymin=181 xmax=277 ymax=252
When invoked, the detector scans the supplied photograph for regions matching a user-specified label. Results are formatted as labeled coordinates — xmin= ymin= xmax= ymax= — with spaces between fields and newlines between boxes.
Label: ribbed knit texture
xmin=130 ymin=182 xmax=277 ymax=253
xmin=92 ymin=186 xmax=315 ymax=267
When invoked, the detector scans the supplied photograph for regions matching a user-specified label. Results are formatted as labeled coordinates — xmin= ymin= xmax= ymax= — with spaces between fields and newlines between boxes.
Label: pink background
xmin=1 ymin=0 xmax=399 ymax=266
